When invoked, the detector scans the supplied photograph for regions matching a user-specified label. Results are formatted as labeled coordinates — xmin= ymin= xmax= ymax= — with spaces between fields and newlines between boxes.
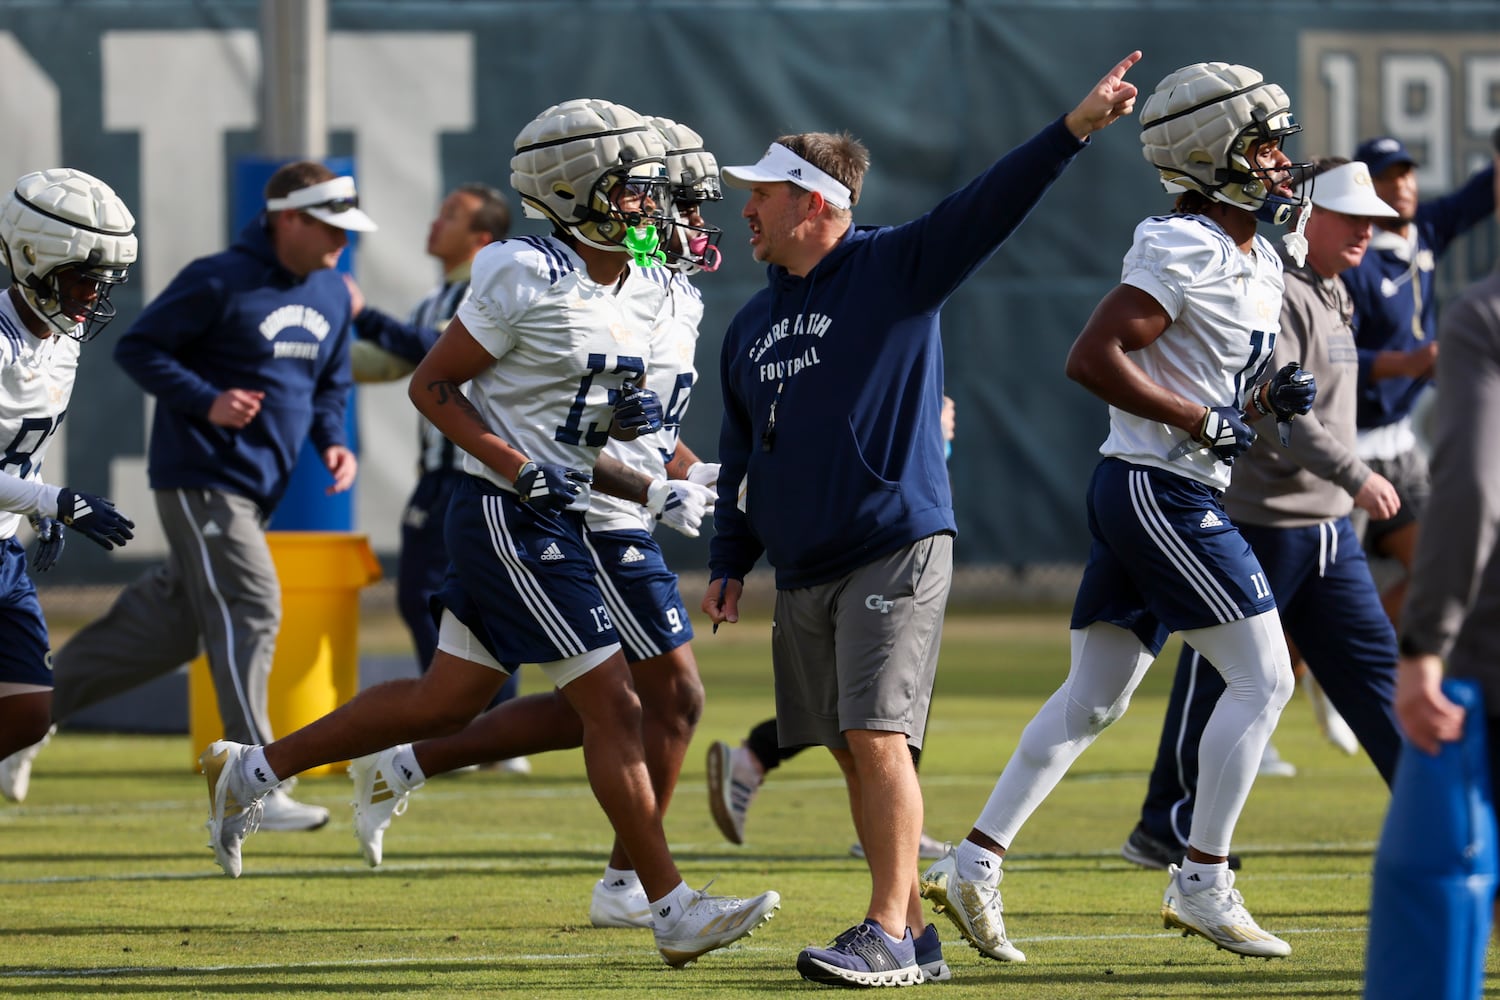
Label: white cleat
xmin=0 ymin=724 xmax=54 ymax=803
xmin=706 ymin=741 xmax=761 ymax=846
xmin=589 ymin=876 xmax=653 ymax=929
xmin=199 ymin=740 xmax=265 ymax=878
xmin=1161 ymin=863 xmax=1291 ymax=959
xmin=654 ymin=886 xmax=780 ymax=967
xmin=1257 ymin=741 xmax=1297 ymax=778
xmin=349 ymin=746 xmax=422 ymax=867
xmin=920 ymin=848 xmax=1026 ymax=962
xmin=1303 ymin=673 xmax=1360 ymax=755
xmin=258 ymin=786 xmax=330 ymax=832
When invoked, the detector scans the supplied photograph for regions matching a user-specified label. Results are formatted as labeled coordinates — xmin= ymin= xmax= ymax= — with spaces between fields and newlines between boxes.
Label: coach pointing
xmin=701 ymin=51 xmax=1141 ymax=987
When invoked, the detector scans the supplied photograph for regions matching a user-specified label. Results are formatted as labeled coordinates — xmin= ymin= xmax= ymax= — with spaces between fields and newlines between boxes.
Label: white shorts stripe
xmin=479 ymin=497 xmax=585 ymax=657
xmin=1127 ymin=470 xmax=1240 ymax=624
xmin=582 ymin=534 xmax=662 ymax=660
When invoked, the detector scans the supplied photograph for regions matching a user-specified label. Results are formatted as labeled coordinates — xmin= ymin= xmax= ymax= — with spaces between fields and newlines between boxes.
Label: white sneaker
xmin=1257 ymin=742 xmax=1297 ymax=778
xmin=706 ymin=741 xmax=761 ymax=846
xmin=654 ymin=886 xmax=781 ymax=967
xmin=495 ymin=756 xmax=532 ymax=775
xmin=919 ymin=848 xmax=1026 ymax=962
xmin=0 ymin=724 xmax=54 ymax=803
xmin=199 ymin=740 xmax=266 ymax=878
xmin=589 ymin=875 xmax=653 ymax=929
xmin=1303 ymin=673 xmax=1360 ymax=755
xmin=1161 ymin=864 xmax=1291 ymax=958
xmin=349 ymin=746 xmax=423 ymax=867
xmin=851 ymin=830 xmax=951 ymax=861
xmin=258 ymin=786 xmax=330 ymax=832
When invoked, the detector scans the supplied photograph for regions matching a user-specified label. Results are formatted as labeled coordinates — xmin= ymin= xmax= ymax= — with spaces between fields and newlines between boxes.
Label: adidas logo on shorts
xmin=621 ymin=546 xmax=645 ymax=564
xmin=539 ymin=542 xmax=564 ymax=562
xmin=1199 ymin=510 xmax=1223 ymax=529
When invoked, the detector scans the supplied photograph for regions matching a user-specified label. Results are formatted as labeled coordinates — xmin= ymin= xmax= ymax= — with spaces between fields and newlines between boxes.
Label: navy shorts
xmin=435 ymin=476 xmax=621 ymax=666
xmin=1071 ymin=459 xmax=1276 ymax=654
xmin=0 ymin=537 xmax=52 ymax=687
xmin=584 ymin=529 xmax=692 ymax=663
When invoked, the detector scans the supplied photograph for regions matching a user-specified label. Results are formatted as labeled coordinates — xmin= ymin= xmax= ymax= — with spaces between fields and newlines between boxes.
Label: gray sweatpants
xmin=51 ymin=488 xmax=280 ymax=744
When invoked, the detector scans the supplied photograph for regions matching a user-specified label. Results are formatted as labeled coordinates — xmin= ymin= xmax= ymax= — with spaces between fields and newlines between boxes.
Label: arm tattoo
xmin=426 ymin=379 xmax=482 ymax=419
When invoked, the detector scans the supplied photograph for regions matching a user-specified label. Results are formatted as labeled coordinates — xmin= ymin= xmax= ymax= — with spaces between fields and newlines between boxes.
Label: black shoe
xmin=1121 ymin=824 xmax=1241 ymax=871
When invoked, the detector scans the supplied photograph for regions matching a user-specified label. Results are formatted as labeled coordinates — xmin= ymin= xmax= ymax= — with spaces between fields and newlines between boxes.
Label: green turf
xmin=1 ymin=613 xmax=1493 ymax=997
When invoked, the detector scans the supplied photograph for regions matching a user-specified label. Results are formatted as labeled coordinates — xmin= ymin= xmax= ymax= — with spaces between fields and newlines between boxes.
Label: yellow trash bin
xmin=189 ymin=531 xmax=382 ymax=775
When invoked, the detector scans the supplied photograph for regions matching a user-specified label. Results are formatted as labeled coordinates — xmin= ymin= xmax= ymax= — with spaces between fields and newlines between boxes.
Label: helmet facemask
xmin=25 ymin=255 xmax=131 ymax=343
xmin=1223 ymin=107 xmax=1314 ymax=227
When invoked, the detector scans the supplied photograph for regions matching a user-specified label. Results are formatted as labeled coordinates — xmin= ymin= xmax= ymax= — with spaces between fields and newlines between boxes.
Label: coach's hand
xmin=1194 ymin=406 xmax=1257 ymax=464
xmin=646 ymin=479 xmax=716 ymax=538
xmin=514 ymin=461 xmax=591 ymax=512
xmin=56 ymin=488 xmax=135 ymax=550
xmin=28 ymin=516 xmax=64 ymax=572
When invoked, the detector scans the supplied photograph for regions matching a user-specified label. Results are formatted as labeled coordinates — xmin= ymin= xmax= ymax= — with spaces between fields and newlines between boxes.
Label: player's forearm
xmin=664 ymin=441 xmax=701 ymax=481
xmin=593 ymin=453 xmax=652 ymax=504
xmin=409 ymin=378 xmax=526 ymax=482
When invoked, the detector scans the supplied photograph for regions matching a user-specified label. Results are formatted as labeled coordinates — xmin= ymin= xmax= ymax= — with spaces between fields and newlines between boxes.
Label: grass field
xmin=2 ymin=612 xmax=1493 ymax=998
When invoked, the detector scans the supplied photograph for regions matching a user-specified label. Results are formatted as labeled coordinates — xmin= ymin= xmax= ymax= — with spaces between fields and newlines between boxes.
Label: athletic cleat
xmin=589 ymin=875 xmax=653 ymax=929
xmin=851 ymin=830 xmax=952 ymax=861
xmin=706 ymin=740 xmax=761 ymax=846
xmin=1161 ymin=863 xmax=1291 ymax=958
xmin=0 ymin=724 xmax=54 ymax=803
xmin=654 ymin=886 xmax=780 ymax=967
xmin=914 ymin=922 xmax=952 ymax=983
xmin=1257 ymin=742 xmax=1297 ymax=778
xmin=797 ymin=919 xmax=924 ymax=988
xmin=920 ymin=848 xmax=1026 ymax=962
xmin=1121 ymin=824 xmax=1241 ymax=871
xmin=1303 ymin=673 xmax=1360 ymax=755
xmin=495 ymin=755 xmax=533 ymax=775
xmin=258 ymin=786 xmax=330 ymax=832
xmin=200 ymin=740 xmax=265 ymax=878
xmin=349 ymin=746 xmax=422 ymax=867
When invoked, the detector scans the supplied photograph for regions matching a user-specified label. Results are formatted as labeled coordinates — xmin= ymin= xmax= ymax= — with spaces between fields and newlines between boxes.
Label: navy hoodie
xmin=115 ymin=219 xmax=354 ymax=516
xmin=711 ymin=116 xmax=1085 ymax=589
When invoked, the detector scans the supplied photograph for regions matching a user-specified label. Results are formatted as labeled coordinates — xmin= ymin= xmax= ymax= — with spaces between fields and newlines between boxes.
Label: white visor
xmin=721 ymin=143 xmax=851 ymax=210
xmin=265 ymin=175 xmax=378 ymax=232
xmin=1307 ymin=162 xmax=1398 ymax=218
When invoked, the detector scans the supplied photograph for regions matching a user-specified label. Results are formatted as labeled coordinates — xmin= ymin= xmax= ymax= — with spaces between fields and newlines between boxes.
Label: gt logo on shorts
xmin=864 ymin=594 xmax=895 ymax=614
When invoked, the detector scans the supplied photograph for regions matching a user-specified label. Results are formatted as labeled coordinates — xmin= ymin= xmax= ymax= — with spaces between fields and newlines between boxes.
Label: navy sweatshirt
xmin=710 ymin=115 xmax=1086 ymax=589
xmin=115 ymin=220 xmax=354 ymax=516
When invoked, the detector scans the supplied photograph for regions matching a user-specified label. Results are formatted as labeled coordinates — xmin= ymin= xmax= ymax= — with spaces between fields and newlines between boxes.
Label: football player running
xmin=0 ymin=169 xmax=137 ymax=792
xmin=922 ymin=62 xmax=1316 ymax=962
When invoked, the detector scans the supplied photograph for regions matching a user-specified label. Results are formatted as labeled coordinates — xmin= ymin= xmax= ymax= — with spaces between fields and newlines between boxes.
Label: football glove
xmin=1262 ymin=361 xmax=1317 ymax=421
xmin=56 ymin=488 xmax=135 ymax=550
xmin=684 ymin=461 xmax=721 ymax=490
xmin=514 ymin=462 xmax=591 ymax=512
xmin=613 ymin=384 xmax=664 ymax=434
xmin=1194 ymin=406 xmax=1257 ymax=464
xmin=28 ymin=515 xmax=64 ymax=573
xmin=645 ymin=479 xmax=716 ymax=538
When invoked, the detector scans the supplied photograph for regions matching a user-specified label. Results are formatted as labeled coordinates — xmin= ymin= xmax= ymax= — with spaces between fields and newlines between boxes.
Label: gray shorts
xmin=771 ymin=534 xmax=953 ymax=751
xmin=1350 ymin=447 xmax=1428 ymax=547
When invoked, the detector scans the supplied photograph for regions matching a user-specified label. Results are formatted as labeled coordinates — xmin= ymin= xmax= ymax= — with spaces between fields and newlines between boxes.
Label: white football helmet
xmin=511 ymin=99 xmax=670 ymax=254
xmin=0 ymin=168 xmax=137 ymax=340
xmin=648 ymin=116 xmax=724 ymax=273
xmin=1140 ymin=62 xmax=1310 ymax=221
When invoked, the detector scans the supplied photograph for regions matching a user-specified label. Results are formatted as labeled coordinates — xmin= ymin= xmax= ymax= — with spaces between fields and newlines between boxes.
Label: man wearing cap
xmin=1122 ymin=158 xmax=1408 ymax=871
xmin=701 ymin=53 xmax=1141 ymax=986
xmin=41 ymin=160 xmax=369 ymax=831
xmin=1343 ymin=135 xmax=1496 ymax=629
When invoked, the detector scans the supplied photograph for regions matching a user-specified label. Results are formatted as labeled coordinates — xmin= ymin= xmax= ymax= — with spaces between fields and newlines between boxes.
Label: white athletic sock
xmin=388 ymin=744 xmax=426 ymax=790
xmin=239 ymin=746 xmax=280 ymax=793
xmin=1178 ymin=858 xmax=1228 ymax=894
xmin=955 ymin=838 xmax=1002 ymax=884
xmin=648 ymin=881 xmax=696 ymax=929
xmin=601 ymin=865 xmax=640 ymax=892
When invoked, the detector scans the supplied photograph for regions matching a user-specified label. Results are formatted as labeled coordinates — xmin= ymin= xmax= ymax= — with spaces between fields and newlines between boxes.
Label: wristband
xmin=1250 ymin=383 xmax=1272 ymax=417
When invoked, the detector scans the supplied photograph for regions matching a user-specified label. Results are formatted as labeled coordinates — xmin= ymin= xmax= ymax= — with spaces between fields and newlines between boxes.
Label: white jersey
xmin=455 ymin=235 xmax=664 ymax=509
xmin=587 ymin=269 xmax=704 ymax=532
xmin=1100 ymin=214 xmax=1285 ymax=490
xmin=0 ymin=293 xmax=78 ymax=538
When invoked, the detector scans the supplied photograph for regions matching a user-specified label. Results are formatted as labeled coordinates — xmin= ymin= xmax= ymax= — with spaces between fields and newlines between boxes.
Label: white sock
xmin=956 ymin=838 xmax=1002 ymax=884
xmin=1178 ymin=858 xmax=1228 ymax=894
xmin=601 ymin=865 xmax=640 ymax=892
xmin=647 ymin=881 xmax=696 ymax=928
xmin=388 ymin=744 xmax=426 ymax=790
xmin=239 ymin=746 xmax=280 ymax=792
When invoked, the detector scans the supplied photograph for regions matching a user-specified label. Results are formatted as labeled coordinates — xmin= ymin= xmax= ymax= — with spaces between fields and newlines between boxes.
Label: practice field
xmin=2 ymin=613 xmax=1489 ymax=998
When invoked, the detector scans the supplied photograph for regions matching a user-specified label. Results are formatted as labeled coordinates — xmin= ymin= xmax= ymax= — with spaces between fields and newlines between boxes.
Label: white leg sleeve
xmin=1179 ymin=610 xmax=1294 ymax=857
xmin=974 ymin=622 xmax=1154 ymax=848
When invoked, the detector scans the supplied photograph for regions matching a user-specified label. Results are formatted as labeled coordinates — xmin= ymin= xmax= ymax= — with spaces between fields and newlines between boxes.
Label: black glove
xmin=56 ymin=488 xmax=135 ymax=550
xmin=514 ymin=462 xmax=592 ymax=512
xmin=28 ymin=515 xmax=64 ymax=572
xmin=1261 ymin=361 xmax=1317 ymax=421
xmin=1195 ymin=406 xmax=1257 ymax=464
xmin=613 ymin=384 xmax=664 ymax=434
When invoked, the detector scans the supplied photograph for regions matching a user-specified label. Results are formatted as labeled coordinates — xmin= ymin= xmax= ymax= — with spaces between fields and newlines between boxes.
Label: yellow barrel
xmin=189 ymin=532 xmax=382 ymax=774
